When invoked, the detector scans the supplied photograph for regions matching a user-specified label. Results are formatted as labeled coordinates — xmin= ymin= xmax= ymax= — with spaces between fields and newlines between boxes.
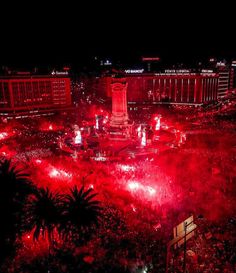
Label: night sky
xmin=0 ymin=1 xmax=235 ymax=68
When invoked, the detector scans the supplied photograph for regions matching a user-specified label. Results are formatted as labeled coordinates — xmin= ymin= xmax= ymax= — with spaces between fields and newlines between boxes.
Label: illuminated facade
xmin=0 ymin=75 xmax=71 ymax=116
xmin=217 ymin=68 xmax=230 ymax=98
xmin=231 ymin=61 xmax=236 ymax=89
xmin=209 ymin=60 xmax=232 ymax=97
xmin=96 ymin=71 xmax=219 ymax=105
xmin=125 ymin=71 xmax=218 ymax=104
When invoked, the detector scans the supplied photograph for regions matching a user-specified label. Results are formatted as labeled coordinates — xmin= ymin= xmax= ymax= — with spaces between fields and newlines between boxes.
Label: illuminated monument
xmin=110 ymin=78 xmax=128 ymax=127
xmin=109 ymin=77 xmax=132 ymax=139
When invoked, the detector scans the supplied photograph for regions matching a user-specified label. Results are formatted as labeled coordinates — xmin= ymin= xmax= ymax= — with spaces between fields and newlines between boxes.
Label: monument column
xmin=110 ymin=78 xmax=128 ymax=126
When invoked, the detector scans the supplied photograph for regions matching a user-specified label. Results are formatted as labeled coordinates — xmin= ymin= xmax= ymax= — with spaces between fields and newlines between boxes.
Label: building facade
xmin=0 ymin=75 xmax=71 ymax=116
xmin=230 ymin=61 xmax=236 ymax=90
xmin=96 ymin=70 xmax=219 ymax=105
xmin=217 ymin=67 xmax=230 ymax=98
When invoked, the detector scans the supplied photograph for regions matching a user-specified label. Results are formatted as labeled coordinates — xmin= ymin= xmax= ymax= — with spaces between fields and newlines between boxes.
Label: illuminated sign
xmin=100 ymin=60 xmax=112 ymax=66
xmin=51 ymin=71 xmax=69 ymax=75
xmin=201 ymin=69 xmax=213 ymax=73
xmin=16 ymin=72 xmax=31 ymax=75
xmin=164 ymin=69 xmax=190 ymax=74
xmin=216 ymin=62 xmax=226 ymax=67
xmin=201 ymin=73 xmax=217 ymax=76
xmin=104 ymin=61 xmax=112 ymax=66
xmin=209 ymin=58 xmax=216 ymax=62
xmin=232 ymin=61 xmax=236 ymax=67
xmin=142 ymin=57 xmax=160 ymax=61
xmin=125 ymin=69 xmax=144 ymax=74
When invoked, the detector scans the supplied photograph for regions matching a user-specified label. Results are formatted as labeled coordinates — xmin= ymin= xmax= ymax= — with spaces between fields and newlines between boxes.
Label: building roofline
xmin=0 ymin=74 xmax=70 ymax=80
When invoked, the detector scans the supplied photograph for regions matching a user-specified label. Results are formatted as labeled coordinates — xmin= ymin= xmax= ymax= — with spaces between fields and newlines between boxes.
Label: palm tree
xmin=24 ymin=187 xmax=63 ymax=243
xmin=0 ymin=158 xmax=34 ymax=201
xmin=61 ymin=186 xmax=102 ymax=242
xmin=0 ymin=158 xmax=34 ymax=265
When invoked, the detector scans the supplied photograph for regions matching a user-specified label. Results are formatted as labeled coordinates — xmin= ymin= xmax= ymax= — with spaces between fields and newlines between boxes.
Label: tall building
xmin=208 ymin=59 xmax=232 ymax=97
xmin=230 ymin=61 xmax=236 ymax=89
xmin=0 ymin=74 xmax=71 ymax=117
xmin=216 ymin=63 xmax=230 ymax=98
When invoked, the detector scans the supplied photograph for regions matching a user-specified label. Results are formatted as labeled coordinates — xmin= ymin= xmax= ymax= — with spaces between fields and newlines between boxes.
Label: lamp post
xmin=183 ymin=221 xmax=188 ymax=273
xmin=166 ymin=216 xmax=196 ymax=273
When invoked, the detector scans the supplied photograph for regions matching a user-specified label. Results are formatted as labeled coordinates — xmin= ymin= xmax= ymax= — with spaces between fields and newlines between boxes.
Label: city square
xmin=1 ymin=2 xmax=236 ymax=272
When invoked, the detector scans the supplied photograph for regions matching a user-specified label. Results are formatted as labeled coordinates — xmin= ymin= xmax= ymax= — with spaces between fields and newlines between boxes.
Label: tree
xmin=61 ymin=186 xmax=102 ymax=242
xmin=24 ymin=187 xmax=63 ymax=243
xmin=0 ymin=158 xmax=34 ymax=202
xmin=0 ymin=158 xmax=34 ymax=265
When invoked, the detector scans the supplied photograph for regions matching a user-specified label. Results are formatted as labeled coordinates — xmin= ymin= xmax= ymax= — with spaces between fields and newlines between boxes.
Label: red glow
xmin=39 ymin=121 xmax=63 ymax=132
xmin=118 ymin=164 xmax=135 ymax=172
xmin=1 ymin=96 xmax=235 ymax=272
xmin=48 ymin=167 xmax=72 ymax=180
xmin=127 ymin=181 xmax=157 ymax=198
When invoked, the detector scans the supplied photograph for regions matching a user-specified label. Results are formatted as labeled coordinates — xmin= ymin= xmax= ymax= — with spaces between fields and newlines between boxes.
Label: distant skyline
xmin=1 ymin=1 xmax=235 ymax=68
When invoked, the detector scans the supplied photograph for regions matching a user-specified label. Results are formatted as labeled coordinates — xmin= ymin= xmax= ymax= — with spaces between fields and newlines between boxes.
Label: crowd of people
xmin=0 ymin=102 xmax=235 ymax=272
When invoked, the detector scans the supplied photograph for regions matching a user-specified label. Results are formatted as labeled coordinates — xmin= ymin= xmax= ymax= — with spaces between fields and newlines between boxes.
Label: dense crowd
xmin=0 ymin=103 xmax=235 ymax=273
